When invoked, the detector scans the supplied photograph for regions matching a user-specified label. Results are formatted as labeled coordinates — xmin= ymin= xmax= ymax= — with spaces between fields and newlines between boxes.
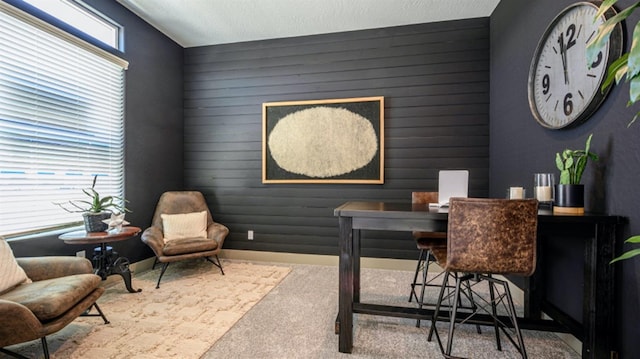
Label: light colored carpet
xmin=1 ymin=260 xmax=291 ymax=359
xmin=3 ymin=260 xmax=581 ymax=359
xmin=203 ymin=263 xmax=581 ymax=359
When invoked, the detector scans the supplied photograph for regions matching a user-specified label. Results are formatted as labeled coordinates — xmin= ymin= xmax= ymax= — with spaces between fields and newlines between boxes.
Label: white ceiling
xmin=115 ymin=0 xmax=501 ymax=48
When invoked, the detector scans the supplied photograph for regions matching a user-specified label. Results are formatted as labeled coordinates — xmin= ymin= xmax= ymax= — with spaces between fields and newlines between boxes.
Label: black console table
xmin=334 ymin=201 xmax=625 ymax=358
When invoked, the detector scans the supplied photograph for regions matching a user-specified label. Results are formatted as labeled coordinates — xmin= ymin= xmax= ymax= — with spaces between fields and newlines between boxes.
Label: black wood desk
xmin=334 ymin=201 xmax=624 ymax=358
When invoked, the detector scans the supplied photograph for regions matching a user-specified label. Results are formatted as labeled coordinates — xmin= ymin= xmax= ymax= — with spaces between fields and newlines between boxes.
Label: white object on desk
xmin=509 ymin=187 xmax=525 ymax=199
xmin=438 ymin=170 xmax=469 ymax=207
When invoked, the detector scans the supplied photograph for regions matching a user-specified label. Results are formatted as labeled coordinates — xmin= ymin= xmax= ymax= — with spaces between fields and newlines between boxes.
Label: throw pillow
xmin=161 ymin=211 xmax=208 ymax=242
xmin=0 ymin=238 xmax=31 ymax=294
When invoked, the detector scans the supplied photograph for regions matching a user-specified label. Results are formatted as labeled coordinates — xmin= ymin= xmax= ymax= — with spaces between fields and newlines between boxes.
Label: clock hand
xmin=559 ymin=36 xmax=569 ymax=85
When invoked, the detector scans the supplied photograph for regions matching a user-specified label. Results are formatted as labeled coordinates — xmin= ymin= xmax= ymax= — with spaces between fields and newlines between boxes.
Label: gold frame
xmin=262 ymin=96 xmax=384 ymax=184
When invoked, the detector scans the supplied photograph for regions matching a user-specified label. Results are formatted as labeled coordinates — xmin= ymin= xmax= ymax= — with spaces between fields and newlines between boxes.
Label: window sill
xmin=6 ymin=225 xmax=84 ymax=242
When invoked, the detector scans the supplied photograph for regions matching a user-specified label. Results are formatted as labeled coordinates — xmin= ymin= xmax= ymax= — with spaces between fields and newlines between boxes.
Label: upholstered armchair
xmin=0 ymin=249 xmax=109 ymax=359
xmin=141 ymin=191 xmax=229 ymax=288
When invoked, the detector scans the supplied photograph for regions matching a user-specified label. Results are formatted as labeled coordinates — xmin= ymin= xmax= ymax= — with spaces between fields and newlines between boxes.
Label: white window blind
xmin=0 ymin=4 xmax=126 ymax=237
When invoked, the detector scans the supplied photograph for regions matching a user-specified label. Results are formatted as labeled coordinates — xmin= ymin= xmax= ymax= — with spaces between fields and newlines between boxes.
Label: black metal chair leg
xmin=93 ymin=302 xmax=110 ymax=324
xmin=409 ymin=249 xmax=425 ymax=302
xmin=0 ymin=347 xmax=30 ymax=359
xmin=428 ymin=271 xmax=450 ymax=345
xmin=462 ymin=279 xmax=483 ymax=335
xmin=488 ymin=278 xmax=502 ymax=351
xmin=156 ymin=262 xmax=170 ymax=289
xmin=152 ymin=257 xmax=159 ymax=270
xmin=205 ymin=255 xmax=225 ymax=275
xmin=41 ymin=337 xmax=50 ymax=359
xmin=503 ymin=281 xmax=528 ymax=359
xmin=416 ymin=249 xmax=431 ymax=327
xmin=444 ymin=275 xmax=463 ymax=357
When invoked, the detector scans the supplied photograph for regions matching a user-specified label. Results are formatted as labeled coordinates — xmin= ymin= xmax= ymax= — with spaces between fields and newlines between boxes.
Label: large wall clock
xmin=528 ymin=1 xmax=623 ymax=129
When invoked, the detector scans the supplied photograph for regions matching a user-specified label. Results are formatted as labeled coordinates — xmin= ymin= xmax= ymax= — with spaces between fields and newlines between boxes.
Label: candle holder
xmin=534 ymin=173 xmax=555 ymax=208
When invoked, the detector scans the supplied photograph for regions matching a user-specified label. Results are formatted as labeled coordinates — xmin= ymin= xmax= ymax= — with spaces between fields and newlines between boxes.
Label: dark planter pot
xmin=554 ymin=184 xmax=584 ymax=214
xmin=83 ymin=212 xmax=111 ymax=232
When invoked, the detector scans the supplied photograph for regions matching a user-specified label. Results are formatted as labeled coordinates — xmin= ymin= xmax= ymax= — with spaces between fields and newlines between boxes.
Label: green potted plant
xmin=55 ymin=175 xmax=129 ymax=232
xmin=554 ymin=134 xmax=599 ymax=214
xmin=588 ymin=1 xmax=640 ymax=264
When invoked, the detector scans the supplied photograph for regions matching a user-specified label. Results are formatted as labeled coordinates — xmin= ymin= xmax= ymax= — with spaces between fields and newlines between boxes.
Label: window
xmin=23 ymin=0 xmax=122 ymax=50
xmin=0 ymin=2 xmax=128 ymax=237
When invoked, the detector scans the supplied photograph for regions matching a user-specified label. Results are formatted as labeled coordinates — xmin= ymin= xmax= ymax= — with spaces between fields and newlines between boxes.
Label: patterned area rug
xmin=2 ymin=260 xmax=291 ymax=359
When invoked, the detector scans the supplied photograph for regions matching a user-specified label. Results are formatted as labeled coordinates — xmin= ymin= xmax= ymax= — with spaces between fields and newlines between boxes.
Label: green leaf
xmin=610 ymin=248 xmax=640 ymax=263
xmin=615 ymin=62 xmax=630 ymax=84
xmin=574 ymin=157 xmax=587 ymax=184
xmin=594 ymin=0 xmax=619 ymax=19
xmin=629 ymin=111 xmax=640 ymax=127
xmin=585 ymin=134 xmax=592 ymax=153
xmin=555 ymin=153 xmax=564 ymax=170
xmin=99 ymin=196 xmax=114 ymax=205
xmin=630 ymin=74 xmax=640 ymax=103
xmin=627 ymin=20 xmax=640 ymax=78
xmin=564 ymin=156 xmax=574 ymax=169
xmin=587 ymin=5 xmax=634 ymax=65
xmin=559 ymin=171 xmax=570 ymax=185
xmin=625 ymin=235 xmax=640 ymax=244
xmin=609 ymin=235 xmax=640 ymax=263
xmin=601 ymin=54 xmax=629 ymax=92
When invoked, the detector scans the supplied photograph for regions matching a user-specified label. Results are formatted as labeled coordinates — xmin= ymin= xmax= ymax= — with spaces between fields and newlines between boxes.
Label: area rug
xmin=2 ymin=260 xmax=291 ymax=359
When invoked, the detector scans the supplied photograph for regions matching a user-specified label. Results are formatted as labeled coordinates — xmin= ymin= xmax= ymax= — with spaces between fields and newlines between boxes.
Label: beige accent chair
xmin=0 ymin=256 xmax=108 ymax=359
xmin=141 ymin=191 xmax=229 ymax=288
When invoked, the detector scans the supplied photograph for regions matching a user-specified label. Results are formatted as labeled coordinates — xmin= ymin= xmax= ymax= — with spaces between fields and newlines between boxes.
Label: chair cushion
xmin=161 ymin=211 xmax=207 ymax=242
xmin=0 ymin=273 xmax=101 ymax=321
xmin=163 ymin=237 xmax=218 ymax=256
xmin=0 ymin=239 xmax=31 ymax=295
xmin=416 ymin=237 xmax=447 ymax=264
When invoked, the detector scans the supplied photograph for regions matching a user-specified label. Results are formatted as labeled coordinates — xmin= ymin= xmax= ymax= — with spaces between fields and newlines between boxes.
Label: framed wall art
xmin=262 ymin=96 xmax=384 ymax=184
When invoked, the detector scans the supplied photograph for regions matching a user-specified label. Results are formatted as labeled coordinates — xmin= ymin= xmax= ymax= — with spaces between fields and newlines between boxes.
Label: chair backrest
xmin=446 ymin=197 xmax=538 ymax=276
xmin=150 ymin=191 xmax=214 ymax=230
xmin=412 ymin=191 xmax=438 ymax=205
xmin=412 ymin=192 xmax=447 ymax=240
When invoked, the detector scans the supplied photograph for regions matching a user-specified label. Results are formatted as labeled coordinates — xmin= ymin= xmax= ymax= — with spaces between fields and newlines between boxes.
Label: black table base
xmin=92 ymin=244 xmax=141 ymax=293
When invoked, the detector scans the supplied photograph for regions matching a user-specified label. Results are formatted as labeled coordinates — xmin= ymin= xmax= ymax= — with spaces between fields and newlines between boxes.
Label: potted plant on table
xmin=553 ymin=134 xmax=599 ymax=214
xmin=55 ymin=175 xmax=129 ymax=232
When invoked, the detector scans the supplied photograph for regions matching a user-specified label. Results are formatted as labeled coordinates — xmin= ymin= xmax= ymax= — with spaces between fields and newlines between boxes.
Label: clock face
xmin=528 ymin=2 xmax=622 ymax=129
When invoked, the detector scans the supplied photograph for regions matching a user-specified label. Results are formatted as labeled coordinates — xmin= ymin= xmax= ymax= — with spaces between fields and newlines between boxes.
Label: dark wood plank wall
xmin=183 ymin=18 xmax=490 ymax=260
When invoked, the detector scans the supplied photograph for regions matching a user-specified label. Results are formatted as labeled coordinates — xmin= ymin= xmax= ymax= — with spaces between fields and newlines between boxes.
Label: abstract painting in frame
xmin=262 ymin=96 xmax=384 ymax=184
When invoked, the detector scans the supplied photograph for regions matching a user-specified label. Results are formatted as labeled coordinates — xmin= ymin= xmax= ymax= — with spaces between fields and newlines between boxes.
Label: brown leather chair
xmin=408 ymin=193 xmax=447 ymax=314
xmin=409 ymin=192 xmax=480 ymax=331
xmin=141 ymin=191 xmax=229 ymax=288
xmin=0 ymin=256 xmax=109 ymax=359
xmin=429 ymin=197 xmax=538 ymax=358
